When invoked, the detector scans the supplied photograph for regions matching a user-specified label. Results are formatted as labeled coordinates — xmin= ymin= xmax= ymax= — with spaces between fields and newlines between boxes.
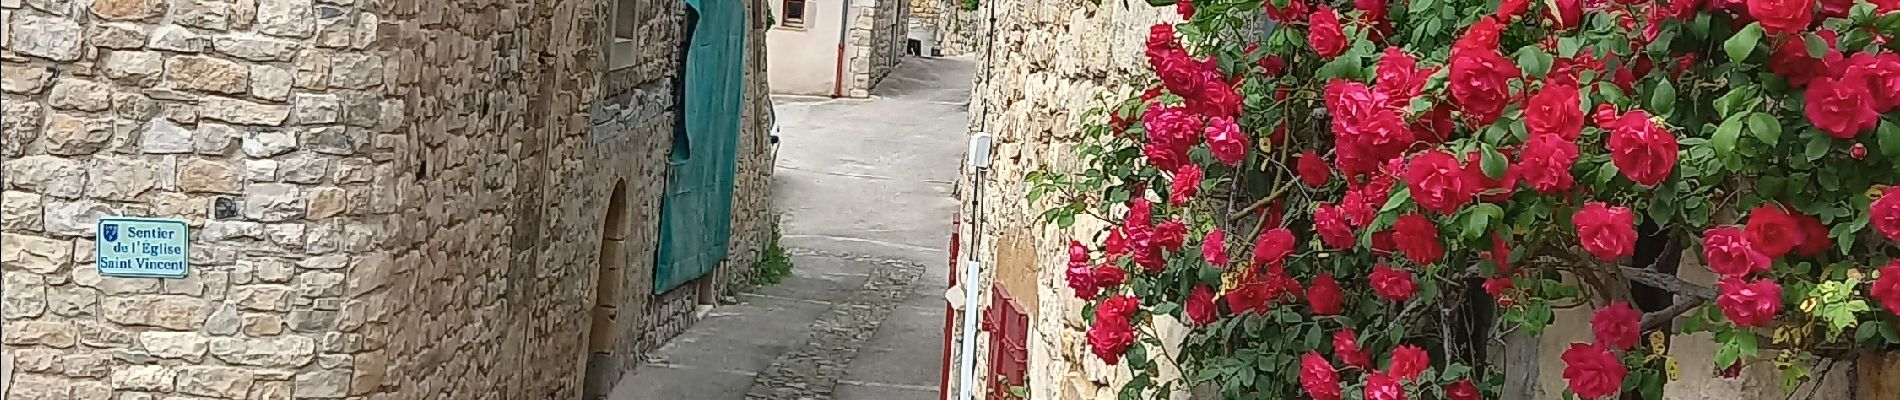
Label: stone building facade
xmin=0 ymin=0 xmax=773 ymax=398
xmin=951 ymin=1 xmax=1871 ymax=400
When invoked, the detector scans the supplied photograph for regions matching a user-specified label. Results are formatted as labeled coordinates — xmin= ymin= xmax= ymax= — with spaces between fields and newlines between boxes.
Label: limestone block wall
xmin=937 ymin=0 xmax=981 ymax=56
xmin=845 ymin=0 xmax=903 ymax=97
xmin=1 ymin=0 xmax=400 ymax=398
xmin=951 ymin=0 xmax=1174 ymax=399
xmin=1 ymin=0 xmax=772 ymax=398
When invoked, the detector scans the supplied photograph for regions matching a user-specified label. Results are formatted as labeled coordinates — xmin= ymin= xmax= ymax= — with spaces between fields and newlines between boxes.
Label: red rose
xmin=1747 ymin=0 xmax=1814 ymax=35
xmin=1456 ymin=17 xmax=1504 ymax=51
xmin=1549 ymin=0 xmax=1583 ymax=29
xmin=1879 ymin=0 xmax=1900 ymax=12
xmin=1819 ymin=0 xmax=1851 ymax=16
xmin=1872 ymin=261 xmax=1900 ymax=316
xmin=1261 ymin=54 xmax=1288 ymax=76
xmin=1561 ymin=343 xmax=1628 ymax=399
xmin=1205 ymin=116 xmax=1251 ymax=166
xmin=1169 ymin=164 xmax=1203 ymax=206
xmin=1449 ymin=46 xmax=1521 ymax=126
xmin=1574 ymin=202 xmax=1638 ymax=261
xmin=1854 ymin=143 xmax=1870 ymax=158
xmin=1310 ymin=274 xmax=1345 ymax=315
xmin=1592 ymin=301 xmax=1642 ymax=350
xmin=1446 ymin=379 xmax=1482 ymax=400
xmin=1464 ymin=151 xmax=1518 ymax=202
xmin=1768 ymin=31 xmax=1842 ymax=88
xmin=1405 ymin=150 xmax=1475 ymax=215
xmin=1176 ymin=0 xmax=1195 ymax=18
xmin=1253 ymin=228 xmax=1297 ymax=267
xmin=1203 ymin=228 xmax=1229 ymax=267
xmin=1846 ymin=53 xmax=1900 ymax=112
xmin=1067 ymin=241 xmax=1098 ymax=298
xmin=1266 ymin=0 xmax=1309 ymax=22
xmin=1189 ymin=82 xmax=1244 ymax=119
xmin=1371 ymin=263 xmax=1418 ymax=302
xmin=1389 ymin=345 xmax=1430 ymax=381
xmin=1485 ymin=276 xmax=1516 ymax=306
xmin=1704 ymin=226 xmax=1772 ymax=278
xmin=1794 ymin=212 xmax=1832 ymax=257
xmin=1087 ymin=318 xmax=1136 ymax=364
xmin=1142 ymin=142 xmax=1189 ymax=174
xmin=1365 ymin=372 xmax=1407 ymax=400
xmin=1301 ymin=352 xmax=1343 ymax=400
xmin=1186 ymin=284 xmax=1218 ymax=325
xmin=1142 ymin=106 xmax=1200 ymax=172
xmin=1094 ymin=263 xmax=1127 ymax=288
xmin=1607 ymin=110 xmax=1678 ymax=186
xmin=1334 ymin=329 xmax=1373 ymax=368
xmin=1805 ymin=75 xmax=1880 ymax=139
xmin=1518 ymin=134 xmax=1579 ymax=194
xmin=1156 ymin=220 xmax=1188 ymax=252
xmin=1526 ymin=83 xmax=1585 ymax=141
xmin=1310 ymin=6 xmax=1347 ymax=59
xmin=1099 ymin=294 xmax=1140 ymax=319
xmin=1315 ymin=204 xmax=1357 ymax=249
xmin=1744 ymin=204 xmax=1805 ymax=259
xmin=1376 ymin=47 xmax=1430 ymax=101
xmin=1145 ymin=24 xmax=1178 ymax=62
xmin=1299 ymin=150 xmax=1333 ymax=187
xmin=1105 ymin=228 xmax=1129 ymax=257
xmin=1357 ymin=0 xmax=1393 ymax=42
xmin=1393 ymin=214 xmax=1445 ymax=265
xmin=1717 ymin=278 xmax=1784 ymax=326
xmin=1088 ymin=295 xmax=1140 ymax=364
xmin=1592 ymin=103 xmax=1619 ymax=127
xmin=1414 ymin=105 xmax=1457 ymax=144
xmin=1875 ymin=187 xmax=1900 ymax=243
xmin=1497 ymin=0 xmax=1530 ymax=19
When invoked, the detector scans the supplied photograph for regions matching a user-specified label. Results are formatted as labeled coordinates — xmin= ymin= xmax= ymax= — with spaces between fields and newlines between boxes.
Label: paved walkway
xmin=608 ymin=56 xmax=973 ymax=399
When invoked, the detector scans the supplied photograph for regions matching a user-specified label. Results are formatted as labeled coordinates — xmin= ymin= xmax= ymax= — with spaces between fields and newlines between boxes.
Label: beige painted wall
xmin=767 ymin=0 xmax=849 ymax=96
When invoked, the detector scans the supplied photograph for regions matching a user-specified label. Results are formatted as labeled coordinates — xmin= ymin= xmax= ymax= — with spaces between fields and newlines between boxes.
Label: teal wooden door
xmin=655 ymin=0 xmax=746 ymax=293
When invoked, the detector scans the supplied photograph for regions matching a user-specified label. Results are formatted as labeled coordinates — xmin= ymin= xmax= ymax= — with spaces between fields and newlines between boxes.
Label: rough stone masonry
xmin=0 ymin=0 xmax=774 ymax=398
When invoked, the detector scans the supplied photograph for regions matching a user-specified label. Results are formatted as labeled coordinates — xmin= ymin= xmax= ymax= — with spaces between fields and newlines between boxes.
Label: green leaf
xmin=1480 ymin=145 xmax=1508 ymax=179
xmin=1517 ymin=47 xmax=1554 ymax=78
xmin=1806 ymin=134 xmax=1833 ymax=161
xmin=1715 ymin=115 xmax=1744 ymax=157
xmin=1650 ymin=79 xmax=1678 ymax=115
xmin=1317 ymin=55 xmax=1364 ymax=81
xmin=1747 ymin=113 xmax=1782 ymax=147
xmin=1558 ymin=37 xmax=1582 ymax=58
xmin=1380 ymin=187 xmax=1413 ymax=213
xmin=1880 ymin=120 xmax=1900 ymax=158
xmin=1726 ymin=22 xmax=1763 ymax=62
xmin=1462 ymin=204 xmax=1504 ymax=241
xmin=1799 ymin=31 xmax=1832 ymax=58
xmin=1690 ymin=13 xmax=1712 ymax=39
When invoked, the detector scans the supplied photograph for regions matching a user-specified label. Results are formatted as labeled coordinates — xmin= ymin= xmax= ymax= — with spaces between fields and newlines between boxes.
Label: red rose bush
xmin=1027 ymin=0 xmax=1900 ymax=397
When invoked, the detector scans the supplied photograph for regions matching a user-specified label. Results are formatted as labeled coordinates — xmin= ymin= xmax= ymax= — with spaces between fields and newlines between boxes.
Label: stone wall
xmin=936 ymin=0 xmax=980 ymax=56
xmin=0 ymin=0 xmax=773 ymax=398
xmin=845 ymin=0 xmax=904 ymax=97
xmin=950 ymin=0 xmax=1175 ymax=399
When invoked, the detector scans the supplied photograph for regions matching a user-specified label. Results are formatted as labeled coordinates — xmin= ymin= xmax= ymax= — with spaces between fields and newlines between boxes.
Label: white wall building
xmin=767 ymin=0 xmax=908 ymax=96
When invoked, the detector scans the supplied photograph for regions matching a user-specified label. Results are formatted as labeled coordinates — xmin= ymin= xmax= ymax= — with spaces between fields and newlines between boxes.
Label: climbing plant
xmin=1030 ymin=0 xmax=1900 ymax=398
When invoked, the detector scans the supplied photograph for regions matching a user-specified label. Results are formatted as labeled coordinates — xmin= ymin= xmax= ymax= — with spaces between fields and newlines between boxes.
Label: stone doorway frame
xmin=581 ymin=180 xmax=634 ymax=399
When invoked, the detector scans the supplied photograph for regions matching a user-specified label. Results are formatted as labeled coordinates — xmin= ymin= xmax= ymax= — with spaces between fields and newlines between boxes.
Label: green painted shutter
xmin=654 ymin=0 xmax=746 ymax=293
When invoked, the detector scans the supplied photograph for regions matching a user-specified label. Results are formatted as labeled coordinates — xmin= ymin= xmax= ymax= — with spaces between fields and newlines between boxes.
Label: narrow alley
xmin=608 ymin=57 xmax=974 ymax=400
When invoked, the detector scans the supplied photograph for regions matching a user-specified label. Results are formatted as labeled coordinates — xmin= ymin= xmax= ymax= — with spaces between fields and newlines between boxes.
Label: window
xmin=608 ymin=0 xmax=641 ymax=70
xmin=780 ymin=0 xmax=806 ymax=29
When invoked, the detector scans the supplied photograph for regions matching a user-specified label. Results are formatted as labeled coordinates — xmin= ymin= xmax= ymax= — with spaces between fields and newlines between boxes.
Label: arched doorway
xmin=582 ymin=180 xmax=631 ymax=399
